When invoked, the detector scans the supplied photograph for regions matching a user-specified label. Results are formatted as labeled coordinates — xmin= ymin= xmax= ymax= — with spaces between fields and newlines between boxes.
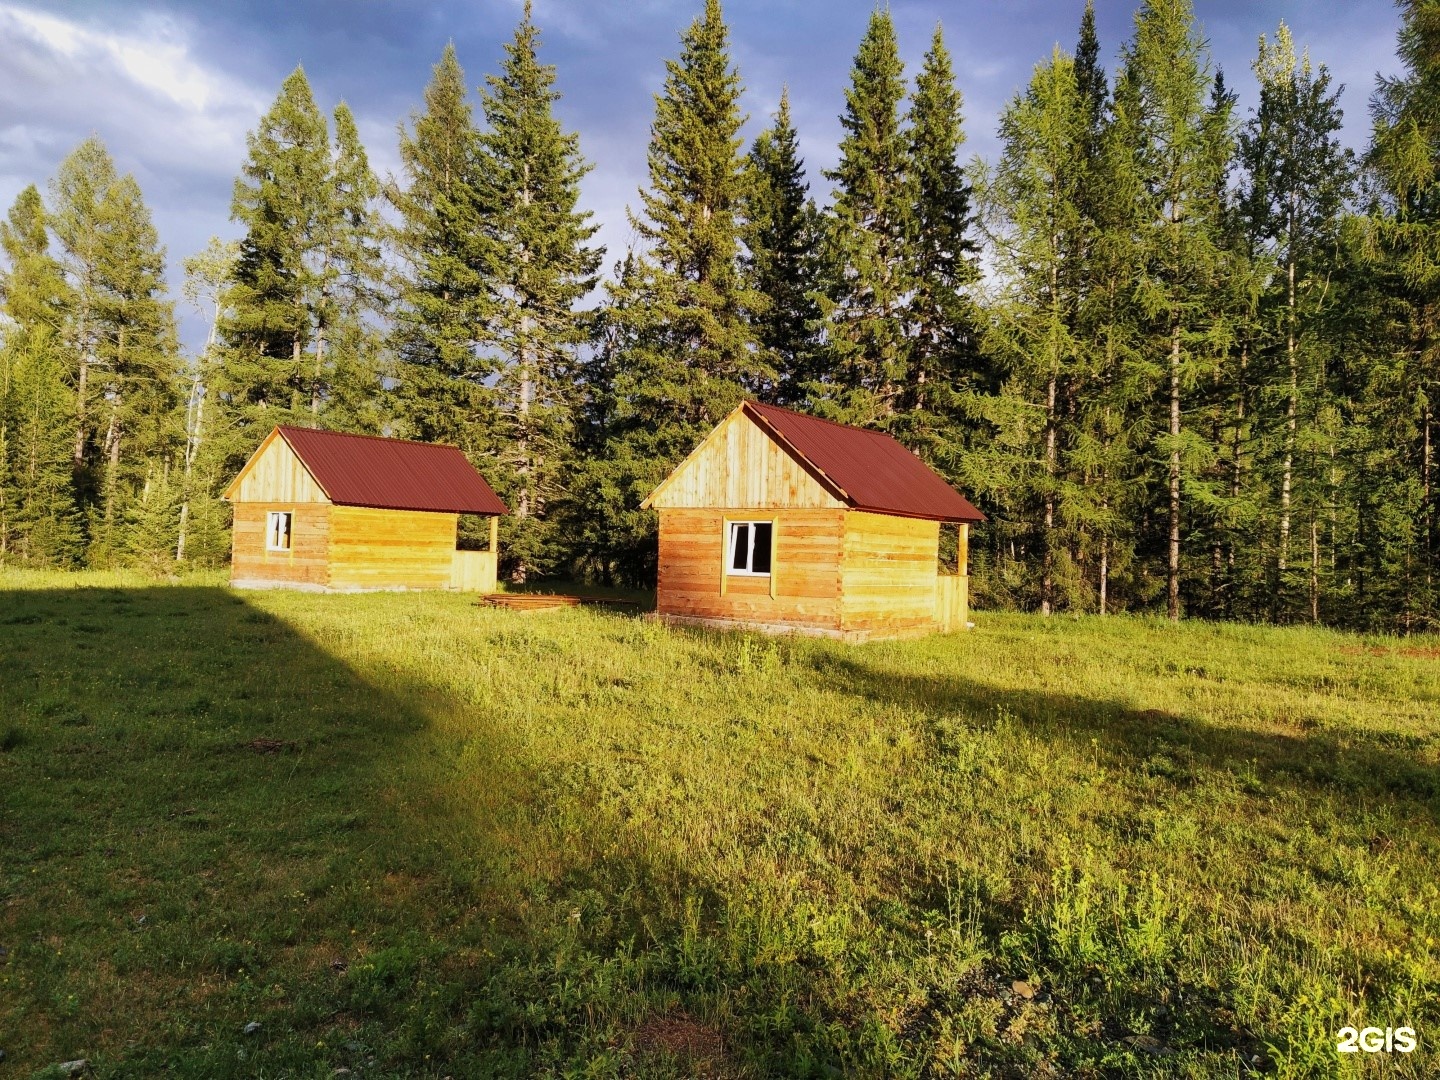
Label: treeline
xmin=1 ymin=0 xmax=1437 ymax=631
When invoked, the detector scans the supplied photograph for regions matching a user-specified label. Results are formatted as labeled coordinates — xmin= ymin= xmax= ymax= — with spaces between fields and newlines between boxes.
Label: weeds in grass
xmin=1 ymin=571 xmax=1437 ymax=1077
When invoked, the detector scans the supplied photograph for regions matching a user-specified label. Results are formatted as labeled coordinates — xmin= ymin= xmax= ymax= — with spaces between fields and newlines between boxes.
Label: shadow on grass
xmin=0 ymin=585 xmax=634 ymax=1078
xmin=805 ymin=649 xmax=1439 ymax=816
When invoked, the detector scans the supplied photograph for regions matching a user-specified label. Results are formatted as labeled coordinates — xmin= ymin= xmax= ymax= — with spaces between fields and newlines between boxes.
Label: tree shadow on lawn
xmin=805 ymin=648 xmax=1440 ymax=820
xmin=0 ymin=585 xmax=676 ymax=1078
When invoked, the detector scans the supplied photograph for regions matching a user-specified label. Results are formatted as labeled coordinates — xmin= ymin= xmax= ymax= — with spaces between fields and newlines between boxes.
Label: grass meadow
xmin=1 ymin=570 xmax=1437 ymax=1078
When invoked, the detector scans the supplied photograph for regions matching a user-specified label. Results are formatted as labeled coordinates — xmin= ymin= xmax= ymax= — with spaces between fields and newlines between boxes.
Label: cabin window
xmin=266 ymin=511 xmax=293 ymax=552
xmin=727 ymin=520 xmax=773 ymax=575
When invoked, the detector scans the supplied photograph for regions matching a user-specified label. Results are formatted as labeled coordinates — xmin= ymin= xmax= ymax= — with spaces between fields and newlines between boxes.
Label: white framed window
xmin=727 ymin=520 xmax=773 ymax=575
xmin=266 ymin=511 xmax=293 ymax=552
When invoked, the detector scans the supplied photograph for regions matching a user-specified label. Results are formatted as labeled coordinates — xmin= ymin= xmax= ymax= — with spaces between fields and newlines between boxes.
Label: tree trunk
xmin=1279 ymin=256 xmax=1297 ymax=577
xmin=1042 ymin=373 xmax=1056 ymax=616
xmin=1168 ymin=320 xmax=1181 ymax=622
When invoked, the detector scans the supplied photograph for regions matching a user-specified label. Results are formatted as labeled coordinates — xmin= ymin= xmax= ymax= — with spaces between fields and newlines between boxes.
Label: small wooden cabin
xmin=642 ymin=401 xmax=986 ymax=641
xmin=223 ymin=425 xmax=507 ymax=593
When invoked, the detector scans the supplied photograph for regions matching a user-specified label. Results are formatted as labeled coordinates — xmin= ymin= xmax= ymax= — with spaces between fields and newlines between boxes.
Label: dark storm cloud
xmin=0 ymin=0 xmax=1402 ymax=351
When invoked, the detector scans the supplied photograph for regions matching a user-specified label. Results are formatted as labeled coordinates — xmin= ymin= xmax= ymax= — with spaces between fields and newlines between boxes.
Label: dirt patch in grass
xmin=1397 ymin=645 xmax=1440 ymax=660
xmin=632 ymin=1012 xmax=733 ymax=1076
xmin=244 ymin=737 xmax=297 ymax=754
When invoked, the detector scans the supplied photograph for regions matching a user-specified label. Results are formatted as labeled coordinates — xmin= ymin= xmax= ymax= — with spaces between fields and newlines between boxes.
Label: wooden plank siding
xmin=327 ymin=506 xmax=458 ymax=592
xmin=647 ymin=410 xmax=846 ymax=511
xmin=231 ymin=503 xmax=331 ymax=589
xmin=228 ymin=431 xmax=330 ymax=504
xmin=657 ymin=508 xmax=846 ymax=631
xmin=451 ymin=549 xmax=498 ymax=593
xmin=840 ymin=512 xmax=942 ymax=636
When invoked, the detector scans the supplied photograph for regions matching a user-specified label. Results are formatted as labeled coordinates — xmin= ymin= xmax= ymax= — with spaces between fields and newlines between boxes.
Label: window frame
xmin=726 ymin=519 xmax=774 ymax=577
xmin=266 ymin=510 xmax=294 ymax=552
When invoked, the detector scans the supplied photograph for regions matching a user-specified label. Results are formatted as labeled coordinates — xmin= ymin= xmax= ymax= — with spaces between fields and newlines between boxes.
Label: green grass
xmin=1 ymin=571 xmax=1437 ymax=1078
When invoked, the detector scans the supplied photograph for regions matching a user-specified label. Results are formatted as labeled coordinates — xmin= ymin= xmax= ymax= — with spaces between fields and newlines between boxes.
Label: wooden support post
xmin=959 ymin=523 xmax=969 ymax=578
xmin=489 ymin=514 xmax=499 ymax=553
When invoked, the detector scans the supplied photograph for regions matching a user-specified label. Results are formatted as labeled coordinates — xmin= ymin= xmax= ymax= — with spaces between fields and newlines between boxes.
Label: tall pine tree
xmin=902 ymin=24 xmax=980 ymax=449
xmin=387 ymin=44 xmax=497 ymax=448
xmin=583 ymin=0 xmax=759 ymax=584
xmin=742 ymin=87 xmax=824 ymax=406
xmin=0 ymin=185 xmax=81 ymax=565
xmin=1115 ymin=0 xmax=1236 ymax=620
xmin=818 ymin=9 xmax=911 ymax=425
xmin=481 ymin=1 xmax=603 ymax=580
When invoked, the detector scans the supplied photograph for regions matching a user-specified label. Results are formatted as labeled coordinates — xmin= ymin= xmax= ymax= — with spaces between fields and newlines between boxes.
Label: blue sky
xmin=0 ymin=1 xmax=1403 ymax=351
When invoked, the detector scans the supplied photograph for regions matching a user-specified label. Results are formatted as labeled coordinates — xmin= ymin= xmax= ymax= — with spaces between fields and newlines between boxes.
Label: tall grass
xmin=1 ymin=571 xmax=1436 ymax=1076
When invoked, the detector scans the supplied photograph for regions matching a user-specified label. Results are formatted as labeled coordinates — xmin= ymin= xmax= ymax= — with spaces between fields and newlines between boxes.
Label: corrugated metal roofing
xmin=744 ymin=401 xmax=986 ymax=524
xmin=277 ymin=426 xmax=507 ymax=515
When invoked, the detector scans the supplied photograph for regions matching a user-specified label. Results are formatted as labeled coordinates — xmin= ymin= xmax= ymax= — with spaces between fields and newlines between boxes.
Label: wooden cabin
xmin=642 ymin=401 xmax=986 ymax=642
xmin=223 ymin=425 xmax=507 ymax=593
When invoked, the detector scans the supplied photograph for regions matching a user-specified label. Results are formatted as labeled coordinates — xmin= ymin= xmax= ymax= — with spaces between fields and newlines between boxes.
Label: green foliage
xmin=221 ymin=67 xmax=385 ymax=465
xmin=742 ymin=88 xmax=824 ymax=405
xmin=386 ymin=44 xmax=498 ymax=448
xmin=480 ymin=1 xmax=604 ymax=581
xmin=817 ymin=9 xmax=913 ymax=425
xmin=584 ymin=0 xmax=760 ymax=585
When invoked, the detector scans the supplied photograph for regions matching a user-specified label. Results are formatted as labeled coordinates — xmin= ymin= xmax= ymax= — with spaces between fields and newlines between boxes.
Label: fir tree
xmin=318 ymin=102 xmax=387 ymax=434
xmin=481 ymin=1 xmax=603 ymax=579
xmin=904 ymin=24 xmax=980 ymax=435
xmin=1363 ymin=0 xmax=1440 ymax=628
xmin=222 ymin=67 xmax=333 ymax=430
xmin=387 ymin=44 xmax=497 ymax=448
xmin=587 ymin=0 xmax=760 ymax=583
xmin=0 ymin=185 xmax=81 ymax=565
xmin=819 ymin=9 xmax=911 ymax=425
xmin=742 ymin=87 xmax=823 ymax=405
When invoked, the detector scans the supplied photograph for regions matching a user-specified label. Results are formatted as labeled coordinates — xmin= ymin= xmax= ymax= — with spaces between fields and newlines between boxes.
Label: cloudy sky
xmin=0 ymin=0 xmax=1403 ymax=351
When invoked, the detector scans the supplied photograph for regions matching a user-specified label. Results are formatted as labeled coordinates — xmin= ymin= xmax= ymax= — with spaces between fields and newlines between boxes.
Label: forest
xmin=1 ymin=0 xmax=1437 ymax=632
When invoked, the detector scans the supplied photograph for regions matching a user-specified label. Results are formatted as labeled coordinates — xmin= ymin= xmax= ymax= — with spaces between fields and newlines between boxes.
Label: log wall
xmin=839 ymin=511 xmax=941 ymax=636
xmin=327 ymin=506 xmax=458 ymax=592
xmin=656 ymin=508 xmax=845 ymax=631
xmin=230 ymin=503 xmax=331 ymax=588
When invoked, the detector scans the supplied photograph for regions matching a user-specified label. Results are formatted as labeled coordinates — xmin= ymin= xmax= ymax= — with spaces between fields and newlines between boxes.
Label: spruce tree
xmin=819 ymin=9 xmax=911 ymax=425
xmin=587 ymin=0 xmax=760 ymax=583
xmin=0 ymin=185 xmax=81 ymax=565
xmin=387 ymin=44 xmax=497 ymax=448
xmin=481 ymin=1 xmax=603 ymax=579
xmin=318 ymin=102 xmax=387 ymax=434
xmin=221 ymin=67 xmax=333 ymax=434
xmin=903 ymin=24 xmax=980 ymax=445
xmin=743 ymin=87 xmax=823 ymax=405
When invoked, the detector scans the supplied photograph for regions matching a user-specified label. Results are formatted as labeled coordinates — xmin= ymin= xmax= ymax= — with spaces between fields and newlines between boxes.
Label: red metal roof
xmin=743 ymin=401 xmax=985 ymax=524
xmin=277 ymin=426 xmax=507 ymax=515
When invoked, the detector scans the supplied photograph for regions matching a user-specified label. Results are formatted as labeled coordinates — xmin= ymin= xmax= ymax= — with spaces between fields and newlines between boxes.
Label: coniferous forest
xmin=2 ymin=0 xmax=1438 ymax=631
